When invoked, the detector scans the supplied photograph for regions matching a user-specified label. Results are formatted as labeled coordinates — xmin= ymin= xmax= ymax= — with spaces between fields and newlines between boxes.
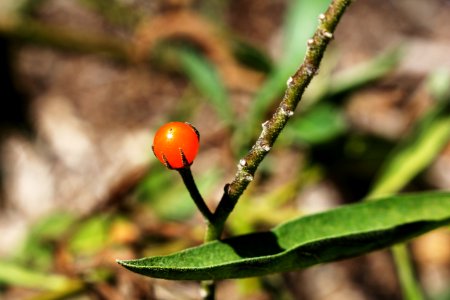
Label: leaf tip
xmin=116 ymin=259 xmax=128 ymax=266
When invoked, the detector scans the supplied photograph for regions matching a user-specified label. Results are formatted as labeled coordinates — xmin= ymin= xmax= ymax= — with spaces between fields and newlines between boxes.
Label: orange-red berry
xmin=152 ymin=122 xmax=200 ymax=169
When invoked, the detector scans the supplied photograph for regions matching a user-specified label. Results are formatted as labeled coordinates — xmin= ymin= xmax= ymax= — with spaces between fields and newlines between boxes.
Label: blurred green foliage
xmin=368 ymin=70 xmax=450 ymax=199
xmin=14 ymin=213 xmax=76 ymax=271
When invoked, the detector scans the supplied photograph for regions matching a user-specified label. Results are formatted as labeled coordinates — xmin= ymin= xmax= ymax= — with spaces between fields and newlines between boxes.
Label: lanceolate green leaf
xmin=118 ymin=192 xmax=450 ymax=280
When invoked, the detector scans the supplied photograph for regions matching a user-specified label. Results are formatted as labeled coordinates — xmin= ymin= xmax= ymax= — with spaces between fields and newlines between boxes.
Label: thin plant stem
xmin=177 ymin=167 xmax=214 ymax=223
xmin=392 ymin=245 xmax=424 ymax=300
xmin=178 ymin=168 xmax=218 ymax=299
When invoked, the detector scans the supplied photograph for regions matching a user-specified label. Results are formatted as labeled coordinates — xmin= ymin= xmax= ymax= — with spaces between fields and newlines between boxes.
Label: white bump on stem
xmin=280 ymin=106 xmax=294 ymax=117
xmin=261 ymin=121 xmax=270 ymax=135
xmin=261 ymin=143 xmax=271 ymax=152
xmin=323 ymin=31 xmax=333 ymax=39
xmin=318 ymin=13 xmax=326 ymax=22
xmin=243 ymin=173 xmax=254 ymax=182
xmin=305 ymin=64 xmax=315 ymax=76
xmin=256 ymin=139 xmax=271 ymax=152
xmin=286 ymin=76 xmax=293 ymax=87
xmin=239 ymin=159 xmax=247 ymax=167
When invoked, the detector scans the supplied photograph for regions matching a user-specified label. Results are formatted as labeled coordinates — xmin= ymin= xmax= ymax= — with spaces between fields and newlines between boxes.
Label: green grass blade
xmin=367 ymin=72 xmax=450 ymax=199
xmin=368 ymin=116 xmax=450 ymax=198
xmin=231 ymin=39 xmax=273 ymax=73
xmin=328 ymin=47 xmax=402 ymax=95
xmin=178 ymin=50 xmax=234 ymax=127
xmin=118 ymin=192 xmax=450 ymax=280
xmin=0 ymin=260 xmax=78 ymax=291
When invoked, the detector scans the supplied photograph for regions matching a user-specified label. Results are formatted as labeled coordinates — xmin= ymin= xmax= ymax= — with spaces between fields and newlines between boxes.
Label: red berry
xmin=152 ymin=122 xmax=200 ymax=169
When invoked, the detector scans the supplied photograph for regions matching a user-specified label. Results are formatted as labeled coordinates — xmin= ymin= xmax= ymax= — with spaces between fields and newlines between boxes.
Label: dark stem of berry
xmin=178 ymin=167 xmax=214 ymax=223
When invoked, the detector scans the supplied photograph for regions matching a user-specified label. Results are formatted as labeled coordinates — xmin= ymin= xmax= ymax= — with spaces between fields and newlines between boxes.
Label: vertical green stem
xmin=392 ymin=245 xmax=424 ymax=300
xmin=205 ymin=220 xmax=223 ymax=241
xmin=200 ymin=220 xmax=224 ymax=299
xmin=178 ymin=168 xmax=219 ymax=299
